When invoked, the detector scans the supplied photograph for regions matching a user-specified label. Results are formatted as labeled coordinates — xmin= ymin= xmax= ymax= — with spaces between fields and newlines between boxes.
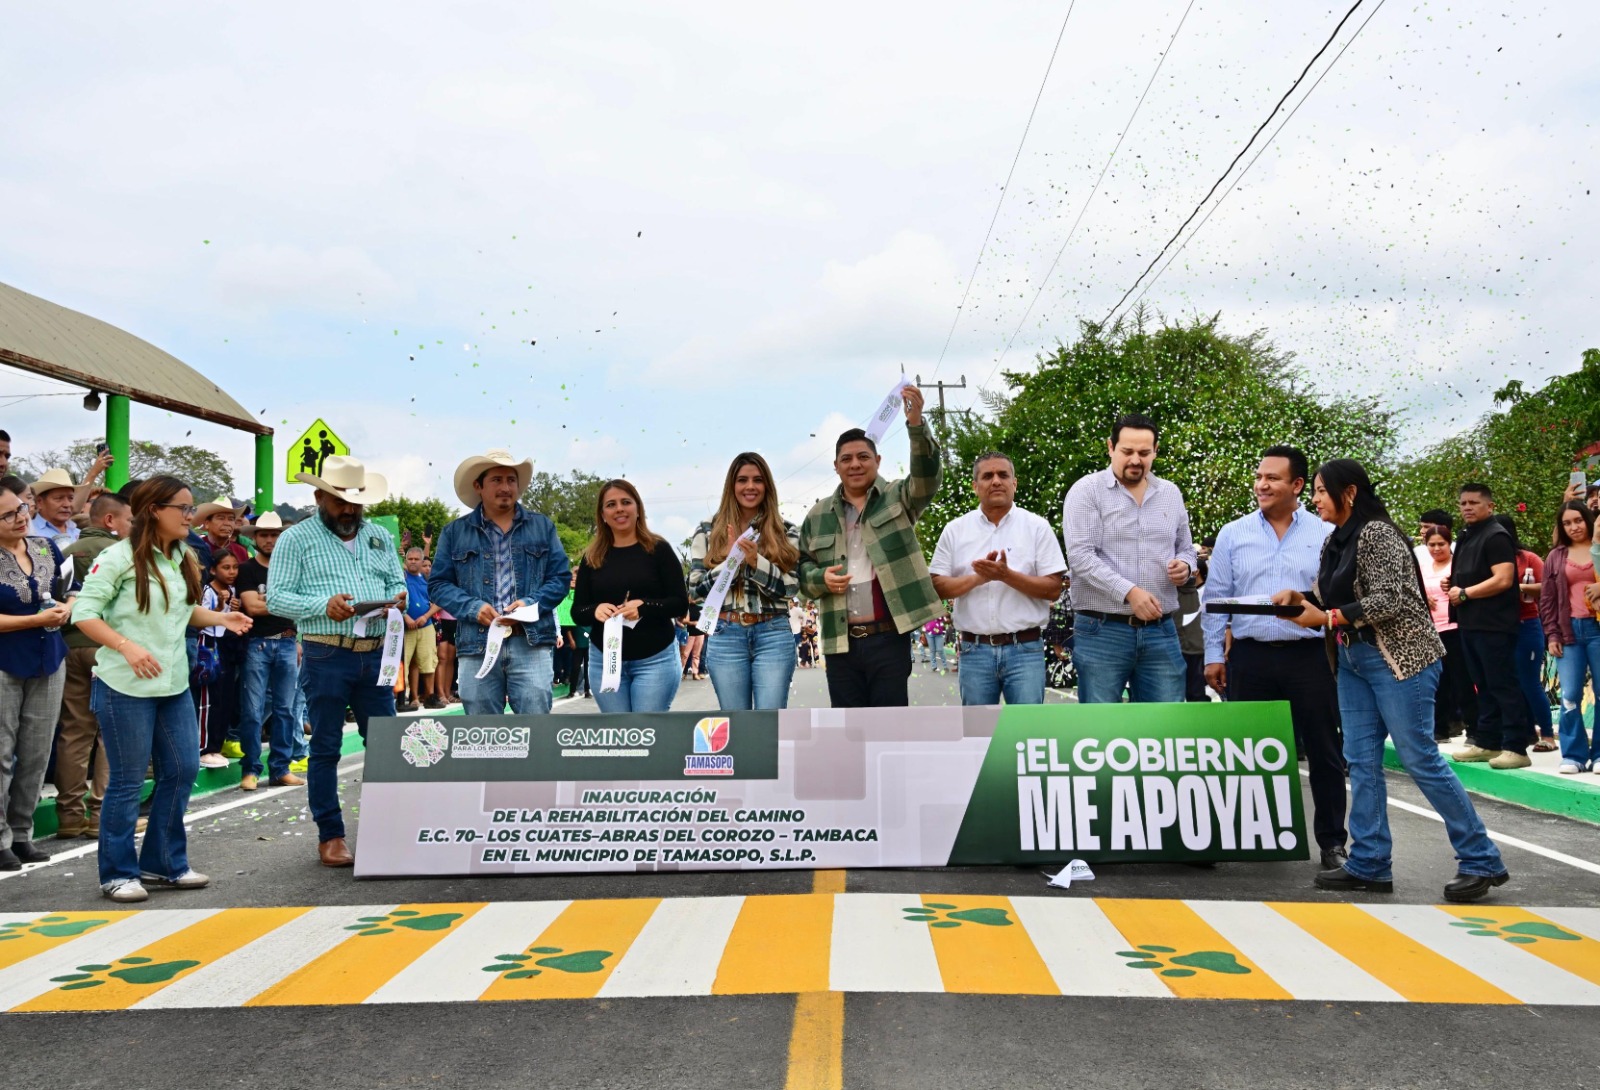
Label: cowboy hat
xmin=453 ymin=449 xmax=532 ymax=509
xmin=29 ymin=468 xmax=75 ymax=497
xmin=237 ymin=511 xmax=295 ymax=539
xmin=296 ymin=455 xmax=389 ymax=506
xmin=193 ymin=501 xmax=239 ymax=523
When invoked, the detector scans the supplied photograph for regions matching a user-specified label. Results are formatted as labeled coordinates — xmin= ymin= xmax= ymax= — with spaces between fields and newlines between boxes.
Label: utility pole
xmin=916 ymin=374 xmax=971 ymax=465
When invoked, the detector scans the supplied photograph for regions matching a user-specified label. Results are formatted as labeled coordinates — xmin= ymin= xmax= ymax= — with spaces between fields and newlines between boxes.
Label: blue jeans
xmin=1336 ymin=642 xmax=1505 ymax=881
xmin=459 ymin=640 xmax=554 ymax=715
xmin=1514 ymin=616 xmax=1554 ymax=736
xmin=292 ymin=667 xmax=309 ymax=761
xmin=300 ymin=642 xmax=394 ymax=842
xmin=239 ymin=637 xmax=299 ymax=778
xmin=703 ymin=616 xmax=796 ymax=710
xmin=590 ymin=643 xmax=681 ymax=713
xmin=957 ymin=638 xmax=1047 ymax=705
xmin=1072 ymin=615 xmax=1185 ymax=703
xmin=91 ymin=681 xmax=198 ymax=888
xmin=1557 ymin=617 xmax=1600 ymax=766
xmin=928 ymin=633 xmax=947 ymax=671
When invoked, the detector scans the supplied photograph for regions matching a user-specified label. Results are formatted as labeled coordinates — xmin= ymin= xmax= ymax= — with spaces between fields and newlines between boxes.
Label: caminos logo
xmin=556 ymin=726 xmax=655 ymax=757
xmin=400 ymin=719 xmax=449 ymax=768
xmin=685 ymin=717 xmax=734 ymax=776
xmin=451 ymin=724 xmax=531 ymax=759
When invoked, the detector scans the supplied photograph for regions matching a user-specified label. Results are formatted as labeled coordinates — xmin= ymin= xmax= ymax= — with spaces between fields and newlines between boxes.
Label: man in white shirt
xmin=931 ymin=452 xmax=1066 ymax=705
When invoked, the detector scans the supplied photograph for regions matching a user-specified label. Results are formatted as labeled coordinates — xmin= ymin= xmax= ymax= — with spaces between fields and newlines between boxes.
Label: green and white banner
xmin=354 ymin=703 xmax=1308 ymax=877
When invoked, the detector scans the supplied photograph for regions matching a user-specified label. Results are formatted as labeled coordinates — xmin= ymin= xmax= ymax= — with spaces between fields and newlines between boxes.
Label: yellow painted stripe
xmin=919 ymin=895 xmax=1057 ymax=996
xmin=1271 ymin=902 xmax=1517 ymax=1005
xmin=714 ymin=894 xmax=834 ymax=995
xmin=480 ymin=898 xmax=658 ymax=1002
xmin=812 ymin=870 xmax=846 ymax=895
xmin=1437 ymin=906 xmax=1600 ymax=986
xmin=1097 ymin=898 xmax=1290 ymax=1000
xmin=16 ymin=907 xmax=307 ymax=1013
xmin=0 ymin=912 xmax=130 ymax=971
xmin=248 ymin=903 xmax=484 ymax=1007
xmin=784 ymin=991 xmax=843 ymax=1090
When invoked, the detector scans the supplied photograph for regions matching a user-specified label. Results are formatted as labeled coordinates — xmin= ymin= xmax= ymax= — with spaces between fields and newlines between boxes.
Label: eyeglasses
xmin=158 ymin=504 xmax=199 ymax=517
xmin=0 ymin=509 xmax=28 ymax=525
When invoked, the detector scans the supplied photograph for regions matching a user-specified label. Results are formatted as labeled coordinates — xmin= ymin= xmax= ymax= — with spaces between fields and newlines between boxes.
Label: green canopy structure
xmin=0 ymin=280 xmax=274 ymax=508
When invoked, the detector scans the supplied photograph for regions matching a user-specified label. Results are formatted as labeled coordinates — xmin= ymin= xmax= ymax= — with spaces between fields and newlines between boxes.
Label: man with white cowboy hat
xmin=429 ymin=449 xmax=570 ymax=715
xmin=29 ymin=467 xmax=80 ymax=548
xmin=267 ymin=456 xmax=406 ymax=867
xmin=237 ymin=511 xmax=304 ymax=792
xmin=194 ymin=498 xmax=251 ymax=566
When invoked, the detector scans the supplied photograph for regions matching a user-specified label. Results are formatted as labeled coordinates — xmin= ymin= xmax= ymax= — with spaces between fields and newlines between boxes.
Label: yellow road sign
xmin=285 ymin=419 xmax=349 ymax=484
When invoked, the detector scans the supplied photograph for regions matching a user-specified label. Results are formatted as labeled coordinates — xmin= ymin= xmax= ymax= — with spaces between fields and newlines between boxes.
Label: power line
xmin=1128 ymin=0 xmax=1389 ymax=312
xmin=930 ymin=1 xmax=1077 ymax=380
xmin=970 ymin=0 xmax=1198 ymax=399
xmin=1100 ymin=0 xmax=1369 ymax=328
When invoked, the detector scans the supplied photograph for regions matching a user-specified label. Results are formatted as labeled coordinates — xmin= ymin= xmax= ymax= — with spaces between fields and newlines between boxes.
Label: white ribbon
xmin=600 ymin=614 xmax=625 ymax=693
xmin=375 ymin=608 xmax=405 ymax=689
xmin=698 ymin=527 xmax=759 ymax=638
xmin=864 ymin=375 xmax=914 ymax=444
xmin=475 ymin=603 xmax=541 ymax=680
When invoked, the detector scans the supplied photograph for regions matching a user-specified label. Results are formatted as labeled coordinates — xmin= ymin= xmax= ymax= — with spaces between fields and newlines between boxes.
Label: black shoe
xmin=395 ymin=700 xmax=418 ymax=713
xmin=1314 ymin=865 xmax=1393 ymax=893
xmin=1443 ymin=872 xmax=1510 ymax=903
xmin=1319 ymin=845 xmax=1350 ymax=869
xmin=12 ymin=841 xmax=49 ymax=864
xmin=0 ymin=848 xmax=18 ymax=871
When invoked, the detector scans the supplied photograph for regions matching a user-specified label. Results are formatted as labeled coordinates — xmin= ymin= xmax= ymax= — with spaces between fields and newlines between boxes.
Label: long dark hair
xmin=583 ymin=479 xmax=661 ymax=569
xmin=1314 ymin=459 xmax=1398 ymax=531
xmin=705 ymin=452 xmax=798 ymax=572
xmin=1553 ymin=500 xmax=1596 ymax=549
xmin=128 ymin=476 xmax=202 ymax=613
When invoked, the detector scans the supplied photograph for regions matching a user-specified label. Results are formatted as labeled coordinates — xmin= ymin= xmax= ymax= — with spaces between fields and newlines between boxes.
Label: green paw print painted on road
xmin=0 ymin=916 xmax=112 ymax=941
xmin=902 ymin=903 xmax=1014 ymax=929
xmin=1117 ymin=946 xmax=1251 ymax=978
xmin=1450 ymin=917 xmax=1581 ymax=945
xmin=50 ymin=956 xmax=200 ymax=991
xmin=481 ymin=946 xmax=613 ymax=980
xmin=346 ymin=909 xmax=464 ymax=936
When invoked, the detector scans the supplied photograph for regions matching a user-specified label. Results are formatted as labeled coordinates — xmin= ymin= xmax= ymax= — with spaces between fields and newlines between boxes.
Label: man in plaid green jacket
xmin=797 ymin=385 xmax=943 ymax=706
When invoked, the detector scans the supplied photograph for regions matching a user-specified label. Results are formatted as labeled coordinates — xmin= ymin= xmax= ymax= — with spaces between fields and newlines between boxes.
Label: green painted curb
xmin=1383 ymin=740 xmax=1600 ymax=826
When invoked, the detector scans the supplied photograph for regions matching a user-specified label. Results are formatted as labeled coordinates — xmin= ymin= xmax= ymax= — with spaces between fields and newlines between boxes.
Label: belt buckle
xmin=1336 ymin=628 xmax=1352 ymax=648
xmin=849 ymin=624 xmax=869 ymax=639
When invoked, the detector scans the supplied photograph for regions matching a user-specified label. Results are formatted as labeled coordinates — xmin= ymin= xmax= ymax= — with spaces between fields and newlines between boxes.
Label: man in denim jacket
xmin=429 ymin=451 xmax=571 ymax=715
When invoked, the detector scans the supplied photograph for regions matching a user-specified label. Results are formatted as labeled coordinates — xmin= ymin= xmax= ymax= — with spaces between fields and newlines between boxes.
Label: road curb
xmin=1383 ymin=740 xmax=1600 ymax=826
xmin=32 ymin=727 xmax=368 ymax=839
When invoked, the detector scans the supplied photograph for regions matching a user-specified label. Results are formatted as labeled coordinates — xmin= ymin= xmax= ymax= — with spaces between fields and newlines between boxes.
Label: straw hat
xmin=295 ymin=455 xmax=389 ymax=506
xmin=238 ymin=511 xmax=294 ymax=539
xmin=29 ymin=467 xmax=75 ymax=497
xmin=452 ymin=449 xmax=532 ymax=509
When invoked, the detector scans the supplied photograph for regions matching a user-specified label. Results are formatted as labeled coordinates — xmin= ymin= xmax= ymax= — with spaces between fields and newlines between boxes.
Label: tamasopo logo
xmin=401 ymin=719 xmax=449 ymax=768
xmin=685 ymin=717 xmax=734 ymax=776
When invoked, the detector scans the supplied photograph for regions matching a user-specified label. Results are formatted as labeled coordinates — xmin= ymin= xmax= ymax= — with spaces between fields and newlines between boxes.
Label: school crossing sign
xmin=284 ymin=419 xmax=349 ymax=485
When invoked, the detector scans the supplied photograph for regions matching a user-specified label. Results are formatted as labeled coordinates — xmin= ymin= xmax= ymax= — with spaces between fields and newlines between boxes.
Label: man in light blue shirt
xmin=1202 ymin=445 xmax=1346 ymax=869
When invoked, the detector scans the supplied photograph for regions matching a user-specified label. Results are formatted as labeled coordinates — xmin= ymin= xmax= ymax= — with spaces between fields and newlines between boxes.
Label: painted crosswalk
xmin=2 ymin=894 xmax=1600 ymax=1012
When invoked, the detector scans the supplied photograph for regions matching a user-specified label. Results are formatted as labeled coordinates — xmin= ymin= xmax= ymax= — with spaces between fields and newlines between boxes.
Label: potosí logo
xmin=451 ymin=725 xmax=531 ymax=759
xmin=556 ymin=726 xmax=655 ymax=757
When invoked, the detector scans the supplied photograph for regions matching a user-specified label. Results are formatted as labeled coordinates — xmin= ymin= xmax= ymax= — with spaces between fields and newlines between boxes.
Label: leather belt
xmin=252 ymin=630 xmax=297 ymax=640
xmin=1078 ymin=609 xmax=1176 ymax=629
xmin=959 ymin=627 xmax=1042 ymax=646
xmin=303 ymin=633 xmax=385 ymax=652
xmin=846 ymin=620 xmax=898 ymax=639
xmin=719 ymin=610 xmax=784 ymax=626
xmin=1334 ymin=625 xmax=1380 ymax=647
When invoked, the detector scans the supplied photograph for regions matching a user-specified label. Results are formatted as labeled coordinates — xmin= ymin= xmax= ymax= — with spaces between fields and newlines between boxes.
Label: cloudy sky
xmin=3 ymin=1 xmax=1594 ymax=544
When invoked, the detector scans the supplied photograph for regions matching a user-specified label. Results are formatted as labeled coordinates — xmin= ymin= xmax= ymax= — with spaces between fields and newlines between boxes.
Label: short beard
xmin=319 ymin=506 xmax=361 ymax=538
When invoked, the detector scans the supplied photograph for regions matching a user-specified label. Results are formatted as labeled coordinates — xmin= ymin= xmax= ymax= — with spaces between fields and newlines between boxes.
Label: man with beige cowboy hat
xmin=193 ymin=498 xmax=251 ymax=566
xmin=236 ymin=511 xmax=304 ymax=792
xmin=429 ymin=449 xmax=570 ymax=715
xmin=29 ymin=467 xmax=81 ymax=548
xmin=267 ymin=456 xmax=405 ymax=867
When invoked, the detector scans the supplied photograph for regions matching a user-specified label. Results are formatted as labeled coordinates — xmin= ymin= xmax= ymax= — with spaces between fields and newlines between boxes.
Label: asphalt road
xmin=4 ymin=661 xmax=1598 ymax=1090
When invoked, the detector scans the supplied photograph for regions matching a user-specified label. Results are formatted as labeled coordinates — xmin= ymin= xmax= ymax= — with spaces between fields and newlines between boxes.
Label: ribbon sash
xmin=600 ymin=614 xmax=625 ymax=693
xmin=475 ymin=603 xmax=541 ymax=680
xmin=375 ymin=608 xmax=405 ymax=688
xmin=864 ymin=376 xmax=913 ymax=444
xmin=698 ymin=527 xmax=759 ymax=637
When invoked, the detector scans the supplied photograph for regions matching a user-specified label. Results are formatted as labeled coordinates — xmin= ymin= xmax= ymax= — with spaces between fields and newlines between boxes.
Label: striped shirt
xmin=1061 ymin=468 xmax=1197 ymax=616
xmin=487 ymin=507 xmax=520 ymax=609
xmin=266 ymin=516 xmax=406 ymax=637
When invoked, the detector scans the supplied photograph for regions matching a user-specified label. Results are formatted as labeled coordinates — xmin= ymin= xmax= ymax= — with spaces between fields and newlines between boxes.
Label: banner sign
xmin=354 ymin=702 xmax=1308 ymax=877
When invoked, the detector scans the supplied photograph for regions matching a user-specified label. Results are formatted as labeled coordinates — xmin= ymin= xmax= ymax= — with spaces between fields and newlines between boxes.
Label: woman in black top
xmin=571 ymin=480 xmax=688 ymax=713
xmin=1273 ymin=459 xmax=1508 ymax=904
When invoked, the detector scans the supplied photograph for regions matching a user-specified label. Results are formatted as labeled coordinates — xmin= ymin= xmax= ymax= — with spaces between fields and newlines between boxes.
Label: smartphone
xmin=1572 ymin=470 xmax=1588 ymax=490
xmin=95 ymin=439 xmax=108 ymax=455
xmin=351 ymin=599 xmax=396 ymax=615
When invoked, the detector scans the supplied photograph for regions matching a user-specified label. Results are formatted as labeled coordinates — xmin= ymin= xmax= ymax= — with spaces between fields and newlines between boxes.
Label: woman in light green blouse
xmin=72 ymin=476 xmax=252 ymax=903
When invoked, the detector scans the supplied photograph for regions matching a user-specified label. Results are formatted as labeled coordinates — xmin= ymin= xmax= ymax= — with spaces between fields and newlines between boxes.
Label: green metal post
xmin=254 ymin=432 xmax=274 ymax=513
xmin=105 ymin=395 xmax=130 ymax=492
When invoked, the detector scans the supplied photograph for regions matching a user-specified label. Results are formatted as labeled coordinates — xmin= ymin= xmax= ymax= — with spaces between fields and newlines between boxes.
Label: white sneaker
xmin=103 ymin=879 xmax=148 ymax=903
xmin=1559 ymin=760 xmax=1585 ymax=774
xmin=198 ymin=753 xmax=229 ymax=769
xmin=143 ymin=869 xmax=209 ymax=890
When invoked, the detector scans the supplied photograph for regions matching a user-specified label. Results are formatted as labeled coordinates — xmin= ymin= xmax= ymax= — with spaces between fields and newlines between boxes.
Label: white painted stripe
xmin=600 ymin=896 xmax=744 ymax=998
xmin=133 ymin=905 xmax=394 ymax=1009
xmin=1189 ymin=900 xmax=1403 ymax=1003
xmin=1361 ymin=904 xmax=1600 ymax=1006
xmin=0 ymin=909 xmax=217 ymax=1010
xmin=1008 ymin=897 xmax=1169 ymax=998
xmin=1526 ymin=906 xmax=1600 ymax=943
xmin=0 ymin=911 xmax=51 ymax=927
xmin=366 ymin=901 xmax=570 ymax=1005
xmin=829 ymin=894 xmax=942 ymax=993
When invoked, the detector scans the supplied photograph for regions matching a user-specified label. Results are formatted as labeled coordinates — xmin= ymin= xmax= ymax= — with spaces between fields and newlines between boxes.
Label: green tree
xmin=365 ymin=495 xmax=460 ymax=554
xmin=522 ymin=469 xmax=607 ymax=562
xmin=16 ymin=438 xmax=235 ymax=502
